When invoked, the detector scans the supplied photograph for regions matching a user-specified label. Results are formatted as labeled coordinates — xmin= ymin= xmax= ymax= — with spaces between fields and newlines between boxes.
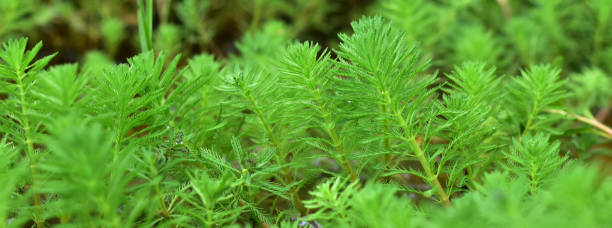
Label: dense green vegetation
xmin=2 ymin=0 xmax=612 ymax=227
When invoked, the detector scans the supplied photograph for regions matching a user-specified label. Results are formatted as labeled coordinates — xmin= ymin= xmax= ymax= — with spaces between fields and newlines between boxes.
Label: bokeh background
xmin=0 ymin=0 xmax=373 ymax=64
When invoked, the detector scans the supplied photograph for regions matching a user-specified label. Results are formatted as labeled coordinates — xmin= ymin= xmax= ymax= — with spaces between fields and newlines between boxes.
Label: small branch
xmin=243 ymin=92 xmax=307 ymax=216
xmin=382 ymin=91 xmax=451 ymax=207
xmin=309 ymin=81 xmax=358 ymax=181
xmin=411 ymin=138 xmax=452 ymax=207
xmin=546 ymin=109 xmax=612 ymax=139
xmin=16 ymin=71 xmax=45 ymax=227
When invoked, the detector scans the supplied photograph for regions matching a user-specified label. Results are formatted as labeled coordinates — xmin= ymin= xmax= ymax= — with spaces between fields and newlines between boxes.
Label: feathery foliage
xmin=2 ymin=3 xmax=612 ymax=227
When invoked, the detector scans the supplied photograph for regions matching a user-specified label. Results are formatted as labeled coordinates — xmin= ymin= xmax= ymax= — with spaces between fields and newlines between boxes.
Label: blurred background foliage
xmin=1 ymin=0 xmax=611 ymax=75
xmin=0 ymin=0 xmax=372 ymax=64
xmin=3 ymin=0 xmax=612 ymax=76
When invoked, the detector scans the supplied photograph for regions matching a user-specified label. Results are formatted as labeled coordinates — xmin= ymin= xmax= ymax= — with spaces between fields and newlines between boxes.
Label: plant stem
xmin=521 ymin=93 xmax=541 ymax=140
xmin=156 ymin=182 xmax=171 ymax=218
xmin=238 ymin=198 xmax=270 ymax=228
xmin=309 ymin=81 xmax=357 ymax=181
xmin=16 ymin=71 xmax=45 ymax=227
xmin=380 ymin=103 xmax=393 ymax=163
xmin=529 ymin=163 xmax=539 ymax=193
xmin=206 ymin=205 xmax=213 ymax=228
xmin=546 ymin=109 xmax=612 ymax=139
xmin=375 ymin=86 xmax=395 ymax=168
xmin=244 ymin=94 xmax=281 ymax=153
xmin=114 ymin=134 xmax=121 ymax=161
xmin=243 ymin=93 xmax=307 ymax=215
xmin=325 ymin=121 xmax=358 ymax=181
xmin=384 ymin=92 xmax=451 ymax=206
xmin=137 ymin=0 xmax=154 ymax=52
xmin=407 ymin=125 xmax=451 ymax=207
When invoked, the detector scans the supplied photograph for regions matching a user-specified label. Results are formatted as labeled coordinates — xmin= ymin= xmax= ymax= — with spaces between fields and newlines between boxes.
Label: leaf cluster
xmin=1 ymin=10 xmax=612 ymax=228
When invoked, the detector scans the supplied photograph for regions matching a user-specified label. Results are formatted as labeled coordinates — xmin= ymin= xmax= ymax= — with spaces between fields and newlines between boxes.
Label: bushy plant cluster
xmin=2 ymin=1 xmax=612 ymax=228
xmin=375 ymin=0 xmax=612 ymax=119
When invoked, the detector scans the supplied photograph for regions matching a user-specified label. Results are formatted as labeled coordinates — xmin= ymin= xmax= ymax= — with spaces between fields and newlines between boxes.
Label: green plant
xmin=2 ymin=5 xmax=612 ymax=228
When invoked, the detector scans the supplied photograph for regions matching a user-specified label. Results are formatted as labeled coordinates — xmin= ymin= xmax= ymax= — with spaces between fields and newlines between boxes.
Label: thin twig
xmin=546 ymin=109 xmax=612 ymax=139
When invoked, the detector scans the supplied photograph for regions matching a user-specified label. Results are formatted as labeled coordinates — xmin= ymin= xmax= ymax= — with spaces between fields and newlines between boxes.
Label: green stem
xmin=137 ymin=0 xmax=153 ymax=52
xmin=405 ymin=124 xmax=451 ymax=207
xmin=521 ymin=92 xmax=541 ymax=139
xmin=206 ymin=205 xmax=213 ymax=228
xmin=16 ymin=73 xmax=35 ymax=170
xmin=243 ymin=93 xmax=307 ymax=215
xmin=309 ymin=83 xmax=357 ymax=181
xmin=529 ymin=162 xmax=539 ymax=193
xmin=99 ymin=196 xmax=121 ymax=228
xmin=325 ymin=121 xmax=357 ymax=181
xmin=245 ymin=94 xmax=281 ymax=151
xmin=375 ymin=87 xmax=393 ymax=164
xmin=16 ymin=71 xmax=45 ymax=227
xmin=412 ymin=138 xmax=451 ymax=206
xmin=156 ymin=182 xmax=171 ymax=218
xmin=385 ymin=92 xmax=451 ymax=206
xmin=381 ymin=103 xmax=393 ymax=163
xmin=114 ymin=133 xmax=121 ymax=161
